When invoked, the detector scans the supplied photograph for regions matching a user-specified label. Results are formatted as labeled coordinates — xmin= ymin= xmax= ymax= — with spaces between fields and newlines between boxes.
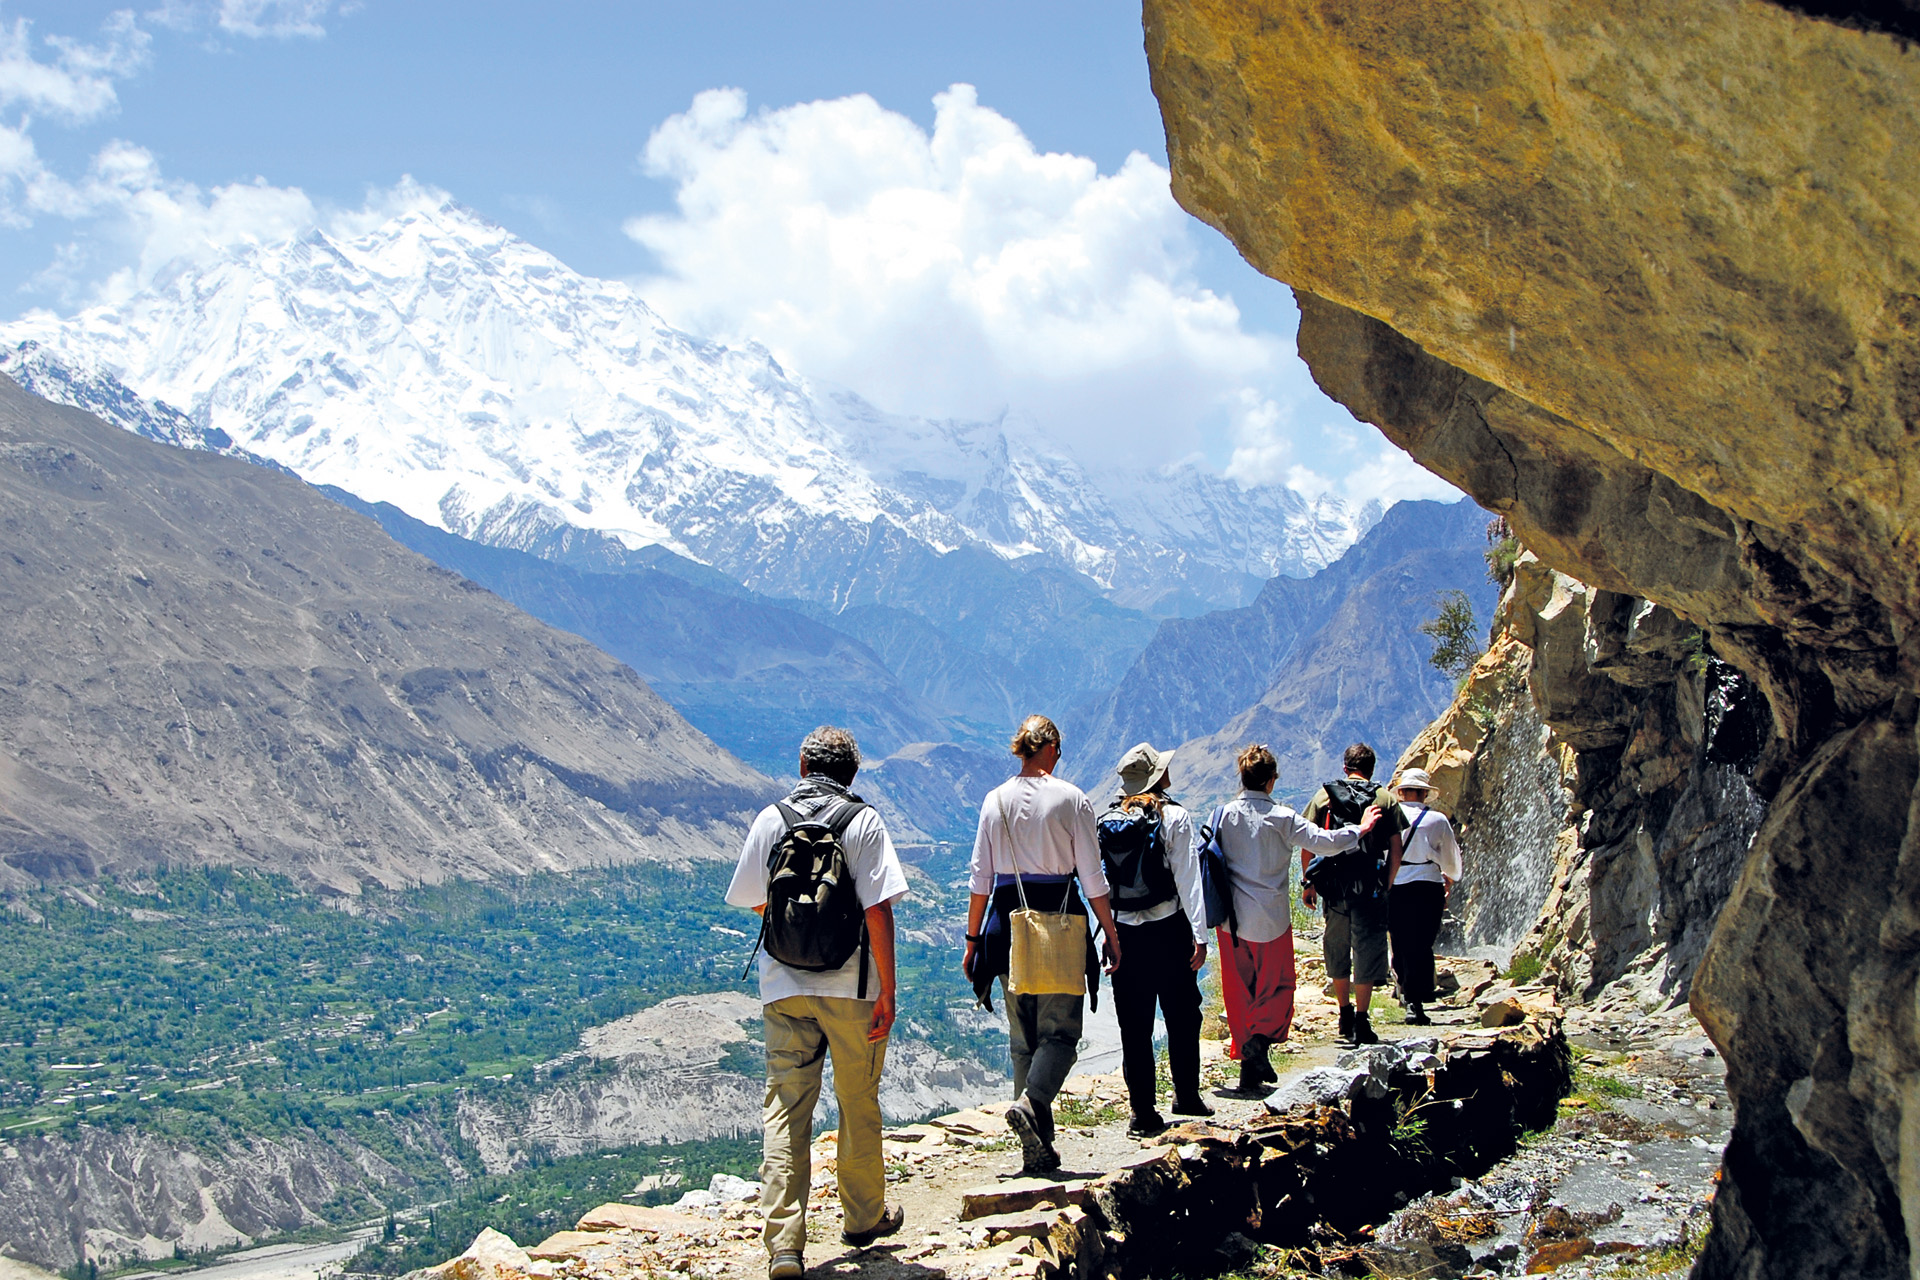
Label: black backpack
xmin=1304 ymin=778 xmax=1390 ymax=908
xmin=747 ymin=799 xmax=871 ymax=996
xmin=1096 ymin=800 xmax=1178 ymax=912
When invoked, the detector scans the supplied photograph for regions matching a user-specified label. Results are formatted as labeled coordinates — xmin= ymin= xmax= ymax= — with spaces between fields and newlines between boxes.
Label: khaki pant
xmin=760 ymin=995 xmax=889 ymax=1256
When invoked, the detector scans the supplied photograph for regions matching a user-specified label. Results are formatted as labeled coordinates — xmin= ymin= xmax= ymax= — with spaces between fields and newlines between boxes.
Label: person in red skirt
xmin=1209 ymin=744 xmax=1380 ymax=1093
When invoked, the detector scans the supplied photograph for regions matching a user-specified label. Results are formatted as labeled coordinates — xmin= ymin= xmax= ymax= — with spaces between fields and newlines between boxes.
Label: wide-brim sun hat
xmin=1116 ymin=741 xmax=1174 ymax=794
xmin=1396 ymin=767 xmax=1434 ymax=792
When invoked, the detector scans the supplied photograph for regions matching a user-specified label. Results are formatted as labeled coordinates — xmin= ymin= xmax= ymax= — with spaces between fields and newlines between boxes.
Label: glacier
xmin=0 ymin=195 xmax=1369 ymax=618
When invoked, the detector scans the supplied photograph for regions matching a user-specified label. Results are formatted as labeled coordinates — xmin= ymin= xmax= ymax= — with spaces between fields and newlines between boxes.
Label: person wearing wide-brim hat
xmin=1386 ymin=767 xmax=1462 ymax=1026
xmin=1099 ymin=742 xmax=1211 ymax=1135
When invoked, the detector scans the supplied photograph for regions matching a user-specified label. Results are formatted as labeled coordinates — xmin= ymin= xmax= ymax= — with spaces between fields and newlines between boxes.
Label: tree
xmin=1419 ymin=590 xmax=1482 ymax=680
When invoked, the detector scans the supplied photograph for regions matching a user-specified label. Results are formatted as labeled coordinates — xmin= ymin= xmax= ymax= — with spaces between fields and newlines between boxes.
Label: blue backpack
xmin=1197 ymin=807 xmax=1238 ymax=935
xmin=1096 ymin=800 xmax=1178 ymax=912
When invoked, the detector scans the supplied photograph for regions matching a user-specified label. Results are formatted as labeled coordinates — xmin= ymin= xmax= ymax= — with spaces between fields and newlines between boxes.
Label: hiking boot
xmin=1006 ymin=1096 xmax=1058 ymax=1174
xmin=1171 ymin=1095 xmax=1215 ymax=1118
xmin=769 ymin=1252 xmax=804 ymax=1280
xmin=1238 ymin=1036 xmax=1275 ymax=1094
xmin=1405 ymin=1002 xmax=1432 ymax=1026
xmin=841 ymin=1202 xmax=905 ymax=1248
xmin=1127 ymin=1110 xmax=1168 ymax=1137
xmin=1353 ymin=1010 xmax=1380 ymax=1044
xmin=1338 ymin=1005 xmax=1356 ymax=1042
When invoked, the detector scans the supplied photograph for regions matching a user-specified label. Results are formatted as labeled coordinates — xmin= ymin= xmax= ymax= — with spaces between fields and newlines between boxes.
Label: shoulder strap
xmin=825 ymin=799 xmax=866 ymax=839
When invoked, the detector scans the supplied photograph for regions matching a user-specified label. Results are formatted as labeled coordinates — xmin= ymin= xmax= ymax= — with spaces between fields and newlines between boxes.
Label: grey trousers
xmin=1005 ymin=985 xmax=1082 ymax=1105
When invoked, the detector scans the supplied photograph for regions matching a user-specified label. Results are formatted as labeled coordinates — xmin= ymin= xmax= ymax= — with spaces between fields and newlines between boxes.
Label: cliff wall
xmin=1146 ymin=3 xmax=1920 ymax=1273
xmin=1399 ymin=555 xmax=1764 ymax=1004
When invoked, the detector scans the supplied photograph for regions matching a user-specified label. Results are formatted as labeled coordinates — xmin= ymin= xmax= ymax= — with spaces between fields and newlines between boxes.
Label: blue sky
xmin=0 ymin=1 xmax=1454 ymax=502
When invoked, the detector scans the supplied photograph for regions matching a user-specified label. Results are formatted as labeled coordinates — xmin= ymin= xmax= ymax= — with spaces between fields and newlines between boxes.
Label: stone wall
xmin=1144 ymin=5 xmax=1920 ymax=1270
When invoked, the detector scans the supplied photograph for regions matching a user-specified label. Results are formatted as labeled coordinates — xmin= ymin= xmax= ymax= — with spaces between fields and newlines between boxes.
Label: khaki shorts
xmin=1323 ymin=899 xmax=1389 ymax=984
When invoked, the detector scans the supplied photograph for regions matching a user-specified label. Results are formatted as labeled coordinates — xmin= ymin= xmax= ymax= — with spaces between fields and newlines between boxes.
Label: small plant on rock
xmin=1419 ymin=590 xmax=1483 ymax=681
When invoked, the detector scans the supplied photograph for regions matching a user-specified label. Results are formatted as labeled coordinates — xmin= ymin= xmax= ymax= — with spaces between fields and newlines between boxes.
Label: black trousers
xmin=1111 ymin=912 xmax=1203 ymax=1115
xmin=1388 ymin=880 xmax=1447 ymax=1003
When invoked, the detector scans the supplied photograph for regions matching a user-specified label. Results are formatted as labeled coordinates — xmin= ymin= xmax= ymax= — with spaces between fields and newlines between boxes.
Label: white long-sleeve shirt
xmin=1394 ymin=802 xmax=1463 ymax=885
xmin=968 ymin=774 xmax=1110 ymax=898
xmin=1208 ymin=788 xmax=1362 ymax=945
xmin=1112 ymin=800 xmax=1207 ymax=946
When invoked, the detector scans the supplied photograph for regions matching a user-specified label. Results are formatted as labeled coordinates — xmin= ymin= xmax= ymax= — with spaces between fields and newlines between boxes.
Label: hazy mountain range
xmin=0 ymin=378 xmax=772 ymax=895
xmin=0 ymin=198 xmax=1490 ymax=853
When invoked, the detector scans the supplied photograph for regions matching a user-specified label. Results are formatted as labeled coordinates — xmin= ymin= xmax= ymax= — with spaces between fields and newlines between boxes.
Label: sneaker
xmin=1405 ymin=1002 xmax=1432 ymax=1026
xmin=1353 ymin=1010 xmax=1380 ymax=1044
xmin=1337 ymin=1005 xmax=1355 ymax=1042
xmin=1006 ymin=1097 xmax=1056 ymax=1174
xmin=1127 ymin=1110 xmax=1168 ymax=1136
xmin=1171 ymin=1095 xmax=1215 ymax=1118
xmin=841 ymin=1202 xmax=905 ymax=1248
xmin=769 ymin=1252 xmax=804 ymax=1280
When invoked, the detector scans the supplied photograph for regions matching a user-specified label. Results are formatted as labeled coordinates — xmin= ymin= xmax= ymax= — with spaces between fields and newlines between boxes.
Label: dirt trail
xmin=426 ymin=951 xmax=1722 ymax=1279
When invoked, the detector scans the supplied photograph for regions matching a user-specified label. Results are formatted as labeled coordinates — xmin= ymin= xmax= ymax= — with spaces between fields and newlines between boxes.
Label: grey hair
xmin=799 ymin=725 xmax=861 ymax=785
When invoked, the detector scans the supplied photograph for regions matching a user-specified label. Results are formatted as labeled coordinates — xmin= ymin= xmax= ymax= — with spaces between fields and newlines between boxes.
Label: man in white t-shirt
xmin=962 ymin=714 xmax=1122 ymax=1175
xmin=1386 ymin=767 xmax=1463 ymax=1027
xmin=726 ymin=727 xmax=908 ymax=1280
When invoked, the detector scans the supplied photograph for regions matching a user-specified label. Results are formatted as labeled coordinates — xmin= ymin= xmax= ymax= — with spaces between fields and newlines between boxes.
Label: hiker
xmin=1387 ymin=767 xmax=1462 ymax=1027
xmin=1210 ymin=744 xmax=1385 ymax=1092
xmin=1101 ymin=742 xmax=1210 ymax=1135
xmin=725 ymin=726 xmax=907 ymax=1280
xmin=963 ymin=714 xmax=1123 ymax=1175
xmin=1302 ymin=743 xmax=1406 ymax=1045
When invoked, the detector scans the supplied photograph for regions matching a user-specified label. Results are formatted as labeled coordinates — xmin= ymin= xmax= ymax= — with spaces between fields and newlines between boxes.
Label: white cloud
xmin=0 ymin=11 xmax=148 ymax=122
xmin=144 ymin=1 xmax=356 ymax=39
xmin=628 ymin=84 xmax=1347 ymax=476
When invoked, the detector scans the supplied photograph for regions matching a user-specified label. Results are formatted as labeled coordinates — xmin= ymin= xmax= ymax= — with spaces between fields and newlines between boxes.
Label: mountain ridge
xmin=0 ymin=374 xmax=773 ymax=893
xmin=0 ymin=196 xmax=1367 ymax=623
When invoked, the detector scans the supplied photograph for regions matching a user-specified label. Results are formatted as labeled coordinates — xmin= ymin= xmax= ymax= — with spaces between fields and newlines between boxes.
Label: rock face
xmin=0 ymin=376 xmax=771 ymax=892
xmin=0 ymin=1122 xmax=441 ymax=1272
xmin=1398 ymin=555 xmax=1765 ymax=996
xmin=1146 ymin=3 xmax=1920 ymax=1274
xmin=455 ymin=993 xmax=1001 ymax=1175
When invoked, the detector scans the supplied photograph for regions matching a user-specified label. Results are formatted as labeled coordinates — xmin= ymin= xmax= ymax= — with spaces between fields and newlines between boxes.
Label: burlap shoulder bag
xmin=996 ymin=791 xmax=1088 ymax=997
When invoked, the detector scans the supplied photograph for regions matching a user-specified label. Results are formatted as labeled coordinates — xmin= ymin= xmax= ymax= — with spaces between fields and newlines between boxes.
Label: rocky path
xmin=419 ymin=956 xmax=1727 ymax=1279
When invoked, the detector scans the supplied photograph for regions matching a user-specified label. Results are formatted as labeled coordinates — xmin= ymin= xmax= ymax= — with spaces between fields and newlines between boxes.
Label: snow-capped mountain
xmin=0 ymin=196 xmax=1365 ymax=616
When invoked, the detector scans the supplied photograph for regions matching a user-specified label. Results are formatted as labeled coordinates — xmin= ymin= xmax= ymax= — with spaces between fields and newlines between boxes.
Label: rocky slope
xmin=456 ymin=993 xmax=1000 ymax=1176
xmin=0 ymin=375 xmax=771 ymax=893
xmin=0 ymin=1122 xmax=443 ymax=1273
xmin=1146 ymin=3 xmax=1920 ymax=1274
xmin=1397 ymin=555 xmax=1766 ymax=998
xmin=1072 ymin=497 xmax=1498 ymax=806
xmin=320 ymin=491 xmax=969 ymax=777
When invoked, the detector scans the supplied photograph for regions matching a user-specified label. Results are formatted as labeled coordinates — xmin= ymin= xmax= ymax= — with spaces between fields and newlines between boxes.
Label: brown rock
xmin=1143 ymin=6 xmax=1920 ymax=1275
xmin=572 ymin=1204 xmax=712 ymax=1236
xmin=1525 ymin=1239 xmax=1594 ymax=1274
xmin=959 ymin=1179 xmax=1070 ymax=1221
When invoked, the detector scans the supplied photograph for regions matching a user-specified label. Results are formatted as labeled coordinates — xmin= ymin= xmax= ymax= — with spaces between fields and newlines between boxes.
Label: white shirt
xmin=1394 ymin=802 xmax=1462 ymax=886
xmin=1208 ymin=788 xmax=1362 ymax=945
xmin=1112 ymin=800 xmax=1207 ymax=946
xmin=726 ymin=791 xmax=908 ymax=1004
xmin=967 ymin=773 xmax=1110 ymax=898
